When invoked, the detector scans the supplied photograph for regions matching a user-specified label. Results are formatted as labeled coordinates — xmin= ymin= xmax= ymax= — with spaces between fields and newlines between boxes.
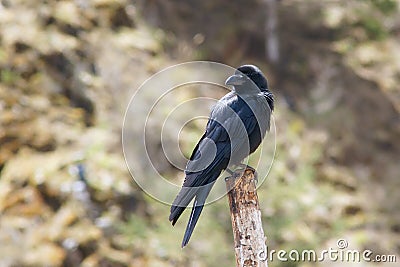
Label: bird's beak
xmin=225 ymin=74 xmax=245 ymax=86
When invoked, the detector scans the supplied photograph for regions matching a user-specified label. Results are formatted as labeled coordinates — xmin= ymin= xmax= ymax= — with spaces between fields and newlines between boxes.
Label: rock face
xmin=0 ymin=0 xmax=151 ymax=266
xmin=0 ymin=0 xmax=399 ymax=266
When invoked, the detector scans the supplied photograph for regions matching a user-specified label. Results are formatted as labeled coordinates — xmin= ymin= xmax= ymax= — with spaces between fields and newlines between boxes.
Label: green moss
xmin=118 ymin=214 xmax=150 ymax=240
xmin=1 ymin=69 xmax=19 ymax=85
xmin=358 ymin=17 xmax=388 ymax=40
xmin=368 ymin=0 xmax=397 ymax=14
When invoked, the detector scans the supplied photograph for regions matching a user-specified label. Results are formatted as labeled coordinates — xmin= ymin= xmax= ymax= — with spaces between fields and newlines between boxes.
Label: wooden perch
xmin=225 ymin=168 xmax=268 ymax=267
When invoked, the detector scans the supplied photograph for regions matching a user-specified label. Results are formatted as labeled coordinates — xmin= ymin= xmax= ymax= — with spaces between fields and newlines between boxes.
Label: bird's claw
xmin=226 ymin=168 xmax=234 ymax=176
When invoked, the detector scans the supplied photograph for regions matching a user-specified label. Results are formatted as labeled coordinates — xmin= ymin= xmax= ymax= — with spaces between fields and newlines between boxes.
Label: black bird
xmin=169 ymin=65 xmax=274 ymax=247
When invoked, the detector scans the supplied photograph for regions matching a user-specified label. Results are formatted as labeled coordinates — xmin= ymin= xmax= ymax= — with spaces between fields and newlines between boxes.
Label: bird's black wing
xmin=169 ymin=104 xmax=232 ymax=224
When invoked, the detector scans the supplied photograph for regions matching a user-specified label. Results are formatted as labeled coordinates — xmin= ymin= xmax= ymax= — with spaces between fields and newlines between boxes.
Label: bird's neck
xmin=235 ymin=89 xmax=274 ymax=112
xmin=263 ymin=90 xmax=274 ymax=111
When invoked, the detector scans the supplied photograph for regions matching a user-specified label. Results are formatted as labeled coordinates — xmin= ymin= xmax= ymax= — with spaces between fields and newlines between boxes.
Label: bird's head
xmin=225 ymin=64 xmax=274 ymax=110
xmin=225 ymin=65 xmax=268 ymax=94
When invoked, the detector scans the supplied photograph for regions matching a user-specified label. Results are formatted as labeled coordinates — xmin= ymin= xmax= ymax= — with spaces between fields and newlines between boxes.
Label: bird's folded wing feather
xmin=182 ymin=100 xmax=261 ymax=188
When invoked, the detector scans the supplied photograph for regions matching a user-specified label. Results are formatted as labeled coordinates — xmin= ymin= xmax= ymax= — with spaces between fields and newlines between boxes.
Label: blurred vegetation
xmin=0 ymin=0 xmax=399 ymax=267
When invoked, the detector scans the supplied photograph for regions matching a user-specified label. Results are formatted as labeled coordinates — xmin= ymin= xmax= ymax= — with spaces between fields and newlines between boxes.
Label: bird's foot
xmin=237 ymin=163 xmax=255 ymax=172
xmin=224 ymin=168 xmax=236 ymax=183
xmin=225 ymin=168 xmax=234 ymax=175
xmin=224 ymin=168 xmax=239 ymax=185
xmin=225 ymin=168 xmax=235 ymax=176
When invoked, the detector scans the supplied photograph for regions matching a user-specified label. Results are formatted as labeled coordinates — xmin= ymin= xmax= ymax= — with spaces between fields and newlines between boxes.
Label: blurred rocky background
xmin=0 ymin=0 xmax=399 ymax=266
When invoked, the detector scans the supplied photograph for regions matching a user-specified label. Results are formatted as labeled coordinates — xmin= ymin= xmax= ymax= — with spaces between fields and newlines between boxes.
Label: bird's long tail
xmin=169 ymin=173 xmax=200 ymax=226
xmin=169 ymin=172 xmax=218 ymax=247
xmin=181 ymin=184 xmax=213 ymax=247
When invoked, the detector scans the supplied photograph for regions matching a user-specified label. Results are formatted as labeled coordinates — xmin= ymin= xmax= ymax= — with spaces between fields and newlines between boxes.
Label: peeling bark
xmin=225 ymin=168 xmax=268 ymax=267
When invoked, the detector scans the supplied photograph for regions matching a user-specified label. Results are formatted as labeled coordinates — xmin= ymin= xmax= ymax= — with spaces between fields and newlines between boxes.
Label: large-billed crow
xmin=169 ymin=65 xmax=274 ymax=247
